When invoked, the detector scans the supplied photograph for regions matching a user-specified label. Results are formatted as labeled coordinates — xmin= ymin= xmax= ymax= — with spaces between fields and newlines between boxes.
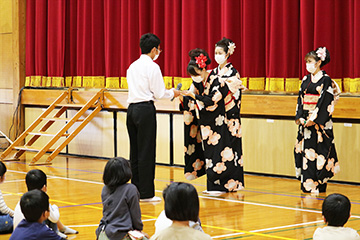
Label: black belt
xmin=129 ymin=100 xmax=154 ymax=105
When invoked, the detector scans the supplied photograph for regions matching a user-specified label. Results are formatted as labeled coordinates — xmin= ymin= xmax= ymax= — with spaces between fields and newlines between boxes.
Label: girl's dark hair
xmin=140 ymin=33 xmax=161 ymax=54
xmin=163 ymin=182 xmax=199 ymax=222
xmin=215 ymin=37 xmax=234 ymax=55
xmin=0 ymin=161 xmax=7 ymax=177
xmin=305 ymin=47 xmax=330 ymax=68
xmin=322 ymin=193 xmax=351 ymax=227
xmin=103 ymin=157 xmax=132 ymax=194
xmin=187 ymin=48 xmax=211 ymax=76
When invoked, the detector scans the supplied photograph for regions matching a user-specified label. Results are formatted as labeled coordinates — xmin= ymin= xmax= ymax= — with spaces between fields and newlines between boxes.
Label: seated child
xmin=13 ymin=169 xmax=77 ymax=238
xmin=96 ymin=157 xmax=148 ymax=240
xmin=10 ymin=189 xmax=64 ymax=240
xmin=313 ymin=193 xmax=360 ymax=240
xmin=0 ymin=161 xmax=14 ymax=234
xmin=150 ymin=182 xmax=212 ymax=240
xmin=154 ymin=210 xmax=203 ymax=234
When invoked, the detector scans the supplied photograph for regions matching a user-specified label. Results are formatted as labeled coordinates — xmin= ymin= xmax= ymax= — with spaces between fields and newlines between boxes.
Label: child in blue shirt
xmin=10 ymin=189 xmax=64 ymax=240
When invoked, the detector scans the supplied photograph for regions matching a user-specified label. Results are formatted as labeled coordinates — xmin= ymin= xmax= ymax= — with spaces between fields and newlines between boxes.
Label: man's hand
xmin=172 ymin=89 xmax=180 ymax=98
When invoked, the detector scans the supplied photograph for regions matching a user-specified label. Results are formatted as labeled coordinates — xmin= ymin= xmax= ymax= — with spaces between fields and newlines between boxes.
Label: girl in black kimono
xmin=294 ymin=47 xmax=341 ymax=194
xmin=180 ymin=48 xmax=244 ymax=193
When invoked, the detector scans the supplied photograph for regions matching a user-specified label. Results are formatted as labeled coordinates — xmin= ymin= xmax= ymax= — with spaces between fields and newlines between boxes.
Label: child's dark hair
xmin=187 ymin=48 xmax=211 ymax=76
xmin=103 ymin=157 xmax=132 ymax=194
xmin=20 ymin=189 xmax=49 ymax=222
xmin=25 ymin=169 xmax=47 ymax=191
xmin=305 ymin=47 xmax=330 ymax=68
xmin=0 ymin=161 xmax=7 ymax=177
xmin=163 ymin=182 xmax=199 ymax=222
xmin=140 ymin=33 xmax=161 ymax=54
xmin=215 ymin=37 xmax=234 ymax=55
xmin=322 ymin=193 xmax=351 ymax=226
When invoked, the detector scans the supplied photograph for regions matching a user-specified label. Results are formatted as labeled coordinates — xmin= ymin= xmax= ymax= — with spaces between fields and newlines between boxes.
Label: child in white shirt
xmin=313 ymin=193 xmax=360 ymax=240
xmin=13 ymin=169 xmax=78 ymax=238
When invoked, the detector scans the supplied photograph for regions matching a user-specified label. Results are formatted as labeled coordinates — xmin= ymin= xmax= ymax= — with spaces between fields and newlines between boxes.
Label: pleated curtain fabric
xmin=25 ymin=0 xmax=360 ymax=93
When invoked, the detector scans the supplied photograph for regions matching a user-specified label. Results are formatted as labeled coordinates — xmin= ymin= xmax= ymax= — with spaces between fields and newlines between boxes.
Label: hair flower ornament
xmin=316 ymin=47 xmax=326 ymax=61
xmin=195 ymin=54 xmax=208 ymax=68
xmin=228 ymin=42 xmax=236 ymax=55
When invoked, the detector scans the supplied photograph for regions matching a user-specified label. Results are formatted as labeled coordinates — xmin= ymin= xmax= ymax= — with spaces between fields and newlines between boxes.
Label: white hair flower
xmin=316 ymin=47 xmax=326 ymax=61
xmin=228 ymin=42 xmax=236 ymax=55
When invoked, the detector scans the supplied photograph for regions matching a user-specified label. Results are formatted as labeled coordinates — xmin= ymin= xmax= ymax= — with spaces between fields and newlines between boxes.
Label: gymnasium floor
xmin=1 ymin=153 xmax=359 ymax=239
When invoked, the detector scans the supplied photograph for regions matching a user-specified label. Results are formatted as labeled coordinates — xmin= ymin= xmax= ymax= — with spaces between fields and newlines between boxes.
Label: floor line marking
xmin=6 ymin=169 xmax=351 ymax=240
xmin=66 ymin=218 xmax=157 ymax=228
xmin=58 ymin=202 xmax=102 ymax=208
xmin=66 ymin=224 xmax=99 ymax=228
xmin=202 ymin=224 xmax=296 ymax=240
xmin=8 ymin=170 xmax=360 ymax=219
xmin=192 ymin=194 xmax=360 ymax=219
xmin=9 ymin=168 xmax=360 ymax=206
xmin=2 ymin=188 xmax=297 ymax=240
xmin=212 ymin=220 xmax=324 ymax=238
xmin=4 ymin=179 xmax=27 ymax=183
xmin=251 ymin=220 xmax=323 ymax=233
xmin=212 ymin=232 xmax=245 ymax=239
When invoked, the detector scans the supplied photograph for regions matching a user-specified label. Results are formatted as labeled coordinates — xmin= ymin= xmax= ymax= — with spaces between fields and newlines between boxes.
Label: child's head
xmin=25 ymin=169 xmax=47 ymax=192
xmin=163 ymin=182 xmax=199 ymax=222
xmin=322 ymin=193 xmax=351 ymax=227
xmin=305 ymin=47 xmax=330 ymax=69
xmin=103 ymin=157 xmax=132 ymax=193
xmin=20 ymin=189 xmax=50 ymax=223
xmin=0 ymin=161 xmax=7 ymax=183
xmin=140 ymin=33 xmax=161 ymax=54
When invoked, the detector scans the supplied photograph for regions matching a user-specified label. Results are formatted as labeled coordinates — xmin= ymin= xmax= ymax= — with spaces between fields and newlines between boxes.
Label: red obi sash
xmin=303 ymin=94 xmax=320 ymax=111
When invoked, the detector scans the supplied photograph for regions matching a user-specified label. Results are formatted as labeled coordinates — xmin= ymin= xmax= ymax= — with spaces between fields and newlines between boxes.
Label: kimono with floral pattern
xmin=180 ymin=63 xmax=245 ymax=192
xmin=294 ymin=70 xmax=340 ymax=193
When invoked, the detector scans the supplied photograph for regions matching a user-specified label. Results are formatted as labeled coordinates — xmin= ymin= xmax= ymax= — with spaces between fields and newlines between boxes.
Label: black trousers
xmin=126 ymin=101 xmax=156 ymax=199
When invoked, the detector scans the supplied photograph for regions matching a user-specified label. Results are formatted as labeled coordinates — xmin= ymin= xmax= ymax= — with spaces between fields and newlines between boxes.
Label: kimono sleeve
xmin=179 ymin=84 xmax=197 ymax=111
xmin=194 ymin=78 xmax=230 ymax=107
xmin=308 ymin=77 xmax=335 ymax=126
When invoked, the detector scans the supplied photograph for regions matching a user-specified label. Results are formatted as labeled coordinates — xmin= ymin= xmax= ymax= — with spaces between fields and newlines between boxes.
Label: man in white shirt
xmin=126 ymin=33 xmax=180 ymax=202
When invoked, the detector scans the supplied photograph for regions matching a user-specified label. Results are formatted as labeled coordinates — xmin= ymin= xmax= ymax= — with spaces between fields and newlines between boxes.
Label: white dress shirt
xmin=313 ymin=226 xmax=360 ymax=240
xmin=126 ymin=54 xmax=174 ymax=104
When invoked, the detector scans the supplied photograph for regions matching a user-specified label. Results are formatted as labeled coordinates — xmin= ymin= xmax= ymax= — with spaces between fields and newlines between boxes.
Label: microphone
xmin=171 ymin=83 xmax=182 ymax=101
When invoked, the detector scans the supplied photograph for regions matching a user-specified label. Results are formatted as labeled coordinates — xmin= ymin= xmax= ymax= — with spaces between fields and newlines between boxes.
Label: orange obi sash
xmin=303 ymin=94 xmax=320 ymax=111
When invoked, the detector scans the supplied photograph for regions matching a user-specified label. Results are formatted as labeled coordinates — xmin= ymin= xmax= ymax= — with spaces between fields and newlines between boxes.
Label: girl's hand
xmin=297 ymin=118 xmax=306 ymax=125
xmin=181 ymin=90 xmax=195 ymax=99
xmin=304 ymin=120 xmax=315 ymax=127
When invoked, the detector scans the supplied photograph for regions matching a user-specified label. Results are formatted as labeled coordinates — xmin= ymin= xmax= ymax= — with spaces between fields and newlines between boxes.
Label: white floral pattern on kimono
xmin=294 ymin=71 xmax=339 ymax=193
xmin=180 ymin=63 xmax=245 ymax=191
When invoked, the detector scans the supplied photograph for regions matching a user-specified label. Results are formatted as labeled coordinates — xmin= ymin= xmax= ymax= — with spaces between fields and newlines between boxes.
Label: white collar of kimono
xmin=311 ymin=70 xmax=323 ymax=83
xmin=217 ymin=63 xmax=231 ymax=76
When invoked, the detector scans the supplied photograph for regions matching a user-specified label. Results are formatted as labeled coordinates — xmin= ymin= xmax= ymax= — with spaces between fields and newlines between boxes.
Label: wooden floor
xmin=1 ymin=153 xmax=360 ymax=240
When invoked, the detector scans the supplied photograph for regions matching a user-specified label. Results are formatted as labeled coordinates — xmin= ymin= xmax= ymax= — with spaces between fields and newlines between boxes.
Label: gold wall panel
xmin=116 ymin=112 xmax=171 ymax=165
xmin=0 ymin=0 xmax=13 ymax=33
xmin=0 ymin=104 xmax=13 ymax=133
xmin=0 ymin=33 xmax=14 ymax=88
xmin=241 ymin=118 xmax=298 ymax=176
xmin=173 ymin=114 xmax=185 ymax=166
xmin=67 ymin=110 xmax=114 ymax=158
